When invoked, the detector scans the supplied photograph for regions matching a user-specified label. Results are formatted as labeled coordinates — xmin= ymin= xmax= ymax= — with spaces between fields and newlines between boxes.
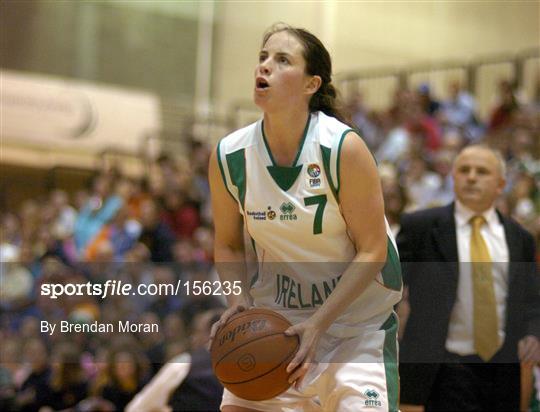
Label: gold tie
xmin=470 ymin=215 xmax=500 ymax=361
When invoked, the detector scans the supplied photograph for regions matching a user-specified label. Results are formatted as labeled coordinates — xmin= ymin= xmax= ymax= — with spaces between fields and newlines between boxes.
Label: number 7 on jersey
xmin=304 ymin=194 xmax=327 ymax=235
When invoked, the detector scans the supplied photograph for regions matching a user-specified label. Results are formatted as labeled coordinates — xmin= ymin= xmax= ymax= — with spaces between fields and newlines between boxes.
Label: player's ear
xmin=305 ymin=75 xmax=322 ymax=96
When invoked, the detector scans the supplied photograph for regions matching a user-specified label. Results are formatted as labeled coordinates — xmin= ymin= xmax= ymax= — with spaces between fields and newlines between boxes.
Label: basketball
xmin=210 ymin=308 xmax=300 ymax=401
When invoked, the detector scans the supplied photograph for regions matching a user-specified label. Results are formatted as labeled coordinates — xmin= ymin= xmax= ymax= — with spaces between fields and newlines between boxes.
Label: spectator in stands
xmin=405 ymin=97 xmax=443 ymax=153
xmin=160 ymin=189 xmax=200 ymax=240
xmin=382 ymin=178 xmax=408 ymax=237
xmin=14 ymin=338 xmax=51 ymax=412
xmin=489 ymin=79 xmax=519 ymax=132
xmin=138 ymin=199 xmax=175 ymax=263
xmin=1 ymin=212 xmax=22 ymax=247
xmin=44 ymin=343 xmax=88 ymax=410
xmin=193 ymin=226 xmax=214 ymax=263
xmin=189 ymin=141 xmax=213 ymax=225
xmin=431 ymin=150 xmax=456 ymax=207
xmin=146 ymin=265 xmax=182 ymax=318
xmin=346 ymin=91 xmax=380 ymax=150
xmin=401 ymin=155 xmax=442 ymax=211
xmin=49 ymin=189 xmax=77 ymax=240
xmin=74 ymin=173 xmax=122 ymax=256
xmin=126 ymin=308 xmax=224 ymax=412
xmin=0 ymin=336 xmax=21 ymax=411
xmin=154 ymin=154 xmax=183 ymax=197
xmin=417 ymin=83 xmax=441 ymax=117
xmin=440 ymin=80 xmax=483 ymax=142
xmin=376 ymin=110 xmax=411 ymax=164
xmin=99 ymin=345 xmax=148 ymax=411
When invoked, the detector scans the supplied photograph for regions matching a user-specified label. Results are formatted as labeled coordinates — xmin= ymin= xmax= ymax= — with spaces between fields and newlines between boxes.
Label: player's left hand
xmin=284 ymin=319 xmax=323 ymax=390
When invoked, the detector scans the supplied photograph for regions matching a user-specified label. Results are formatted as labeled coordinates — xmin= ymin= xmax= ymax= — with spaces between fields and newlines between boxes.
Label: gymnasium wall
xmin=212 ymin=1 xmax=539 ymax=110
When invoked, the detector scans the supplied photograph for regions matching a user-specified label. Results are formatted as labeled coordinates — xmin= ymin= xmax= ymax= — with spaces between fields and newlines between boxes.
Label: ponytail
xmin=309 ymin=82 xmax=351 ymax=127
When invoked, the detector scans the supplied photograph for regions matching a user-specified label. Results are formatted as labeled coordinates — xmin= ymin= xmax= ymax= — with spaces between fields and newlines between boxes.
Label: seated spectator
xmin=126 ymin=308 xmax=224 ymax=412
xmin=14 ymin=338 xmax=51 ymax=412
xmin=401 ymin=156 xmax=442 ymax=211
xmin=99 ymin=345 xmax=148 ymax=411
xmin=49 ymin=189 xmax=77 ymax=240
xmin=45 ymin=343 xmax=88 ymax=410
xmin=346 ymin=91 xmax=381 ymax=150
xmin=376 ymin=110 xmax=411 ymax=164
xmin=417 ymin=83 xmax=441 ymax=117
xmin=489 ymin=79 xmax=519 ymax=132
xmin=439 ymin=80 xmax=484 ymax=142
xmin=405 ymin=99 xmax=442 ymax=153
xmin=160 ymin=189 xmax=201 ymax=240
xmin=138 ymin=199 xmax=176 ymax=263
xmin=382 ymin=178 xmax=408 ymax=237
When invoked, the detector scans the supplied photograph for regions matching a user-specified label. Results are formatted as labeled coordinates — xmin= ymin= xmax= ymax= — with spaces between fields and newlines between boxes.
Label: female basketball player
xmin=208 ymin=23 xmax=402 ymax=411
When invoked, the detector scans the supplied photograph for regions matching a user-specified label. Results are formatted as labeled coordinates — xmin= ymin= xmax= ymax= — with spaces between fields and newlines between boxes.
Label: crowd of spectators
xmin=349 ymin=78 xmax=540 ymax=248
xmin=0 ymin=141 xmax=224 ymax=411
xmin=0 ymin=76 xmax=539 ymax=411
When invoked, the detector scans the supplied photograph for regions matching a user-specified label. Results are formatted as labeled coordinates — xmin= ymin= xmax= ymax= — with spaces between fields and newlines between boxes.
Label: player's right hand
xmin=208 ymin=303 xmax=248 ymax=350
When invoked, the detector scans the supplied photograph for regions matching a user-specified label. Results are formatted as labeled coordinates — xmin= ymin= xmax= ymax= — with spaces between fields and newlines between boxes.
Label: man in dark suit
xmin=397 ymin=145 xmax=540 ymax=411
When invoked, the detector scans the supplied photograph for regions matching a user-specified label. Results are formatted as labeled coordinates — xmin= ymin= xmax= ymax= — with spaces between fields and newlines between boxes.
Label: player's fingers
xmin=284 ymin=325 xmax=299 ymax=336
xmin=207 ymin=321 xmax=221 ymax=349
xmin=208 ymin=305 xmax=247 ymax=349
xmin=286 ymin=343 xmax=308 ymax=374
xmin=522 ymin=344 xmax=540 ymax=363
xmin=289 ymin=362 xmax=309 ymax=386
xmin=519 ymin=339 xmax=536 ymax=361
xmin=286 ymin=333 xmax=313 ymax=374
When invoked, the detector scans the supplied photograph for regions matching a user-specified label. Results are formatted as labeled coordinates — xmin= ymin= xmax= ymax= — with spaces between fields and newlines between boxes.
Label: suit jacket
xmin=397 ymin=203 xmax=540 ymax=405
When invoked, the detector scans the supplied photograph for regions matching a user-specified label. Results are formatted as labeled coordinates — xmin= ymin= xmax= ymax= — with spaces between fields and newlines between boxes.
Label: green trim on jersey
xmin=249 ymin=237 xmax=259 ymax=288
xmin=381 ymin=236 xmax=403 ymax=291
xmin=261 ymin=114 xmax=311 ymax=167
xmin=225 ymin=149 xmax=247 ymax=210
xmin=266 ymin=165 xmax=303 ymax=192
xmin=381 ymin=312 xmax=399 ymax=412
xmin=320 ymin=145 xmax=338 ymax=202
xmin=217 ymin=140 xmax=236 ymax=202
xmin=334 ymin=128 xmax=355 ymax=198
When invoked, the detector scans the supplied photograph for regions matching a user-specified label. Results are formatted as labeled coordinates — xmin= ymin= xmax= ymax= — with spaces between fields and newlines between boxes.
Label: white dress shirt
xmin=445 ymin=201 xmax=509 ymax=355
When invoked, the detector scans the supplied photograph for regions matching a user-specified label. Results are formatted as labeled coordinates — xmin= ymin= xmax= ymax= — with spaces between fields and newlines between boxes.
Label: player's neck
xmin=263 ymin=109 xmax=309 ymax=166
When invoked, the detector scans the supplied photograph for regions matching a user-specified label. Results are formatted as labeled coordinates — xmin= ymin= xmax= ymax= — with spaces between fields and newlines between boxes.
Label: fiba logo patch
xmin=307 ymin=163 xmax=321 ymax=188
xmin=307 ymin=163 xmax=321 ymax=177
xmin=363 ymin=388 xmax=382 ymax=407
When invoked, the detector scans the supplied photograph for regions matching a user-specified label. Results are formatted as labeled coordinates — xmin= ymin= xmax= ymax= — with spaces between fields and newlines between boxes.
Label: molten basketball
xmin=210 ymin=308 xmax=299 ymax=401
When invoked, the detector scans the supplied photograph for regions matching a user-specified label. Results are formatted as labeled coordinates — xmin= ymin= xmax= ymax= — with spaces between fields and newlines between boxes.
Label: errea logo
xmin=364 ymin=388 xmax=382 ymax=407
xmin=279 ymin=202 xmax=297 ymax=221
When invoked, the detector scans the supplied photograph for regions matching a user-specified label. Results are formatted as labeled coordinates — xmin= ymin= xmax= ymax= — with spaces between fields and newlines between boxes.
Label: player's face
xmin=254 ymin=31 xmax=313 ymax=112
xmin=452 ymin=147 xmax=505 ymax=213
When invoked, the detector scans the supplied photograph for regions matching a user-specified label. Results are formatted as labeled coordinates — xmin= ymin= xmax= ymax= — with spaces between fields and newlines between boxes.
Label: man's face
xmin=452 ymin=147 xmax=506 ymax=213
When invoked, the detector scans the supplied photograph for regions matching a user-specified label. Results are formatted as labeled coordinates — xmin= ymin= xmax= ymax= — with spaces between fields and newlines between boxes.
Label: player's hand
xmin=518 ymin=335 xmax=540 ymax=364
xmin=207 ymin=302 xmax=248 ymax=350
xmin=284 ymin=319 xmax=323 ymax=390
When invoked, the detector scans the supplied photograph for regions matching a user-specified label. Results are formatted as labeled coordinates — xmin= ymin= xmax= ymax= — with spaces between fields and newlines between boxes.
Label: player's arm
xmin=208 ymin=145 xmax=251 ymax=308
xmin=311 ymin=130 xmax=387 ymax=328
xmin=286 ymin=131 xmax=389 ymax=382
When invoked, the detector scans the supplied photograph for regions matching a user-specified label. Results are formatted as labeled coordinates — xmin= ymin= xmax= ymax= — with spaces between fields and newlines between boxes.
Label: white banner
xmin=0 ymin=70 xmax=161 ymax=155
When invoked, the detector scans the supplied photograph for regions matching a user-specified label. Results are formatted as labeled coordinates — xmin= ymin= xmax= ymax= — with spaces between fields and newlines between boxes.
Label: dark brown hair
xmin=262 ymin=23 xmax=350 ymax=125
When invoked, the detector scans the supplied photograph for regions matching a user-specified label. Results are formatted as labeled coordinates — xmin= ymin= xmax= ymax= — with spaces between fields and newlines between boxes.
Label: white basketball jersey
xmin=218 ymin=111 xmax=402 ymax=337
